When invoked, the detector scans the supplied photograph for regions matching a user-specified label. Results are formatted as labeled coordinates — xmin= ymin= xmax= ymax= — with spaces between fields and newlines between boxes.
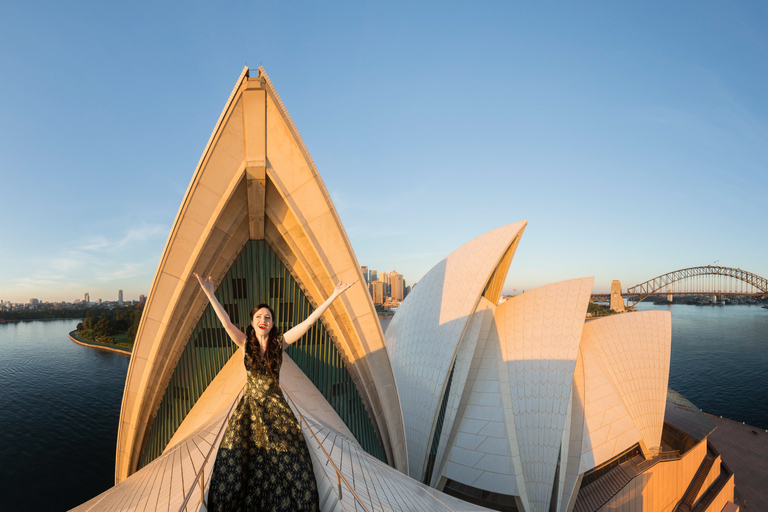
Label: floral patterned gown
xmin=207 ymin=336 xmax=320 ymax=512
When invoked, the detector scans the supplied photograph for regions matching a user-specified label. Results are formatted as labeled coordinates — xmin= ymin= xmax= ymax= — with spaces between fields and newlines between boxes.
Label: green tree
xmin=94 ymin=317 xmax=114 ymax=336
xmin=83 ymin=316 xmax=97 ymax=330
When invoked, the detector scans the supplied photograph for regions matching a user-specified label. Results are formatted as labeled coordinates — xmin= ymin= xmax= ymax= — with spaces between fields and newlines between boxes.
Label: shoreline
xmin=68 ymin=331 xmax=132 ymax=356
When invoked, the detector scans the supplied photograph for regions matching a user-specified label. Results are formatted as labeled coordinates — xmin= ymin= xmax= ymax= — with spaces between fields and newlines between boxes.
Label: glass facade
xmin=443 ymin=479 xmax=520 ymax=512
xmin=139 ymin=239 xmax=386 ymax=468
xmin=424 ymin=360 xmax=456 ymax=484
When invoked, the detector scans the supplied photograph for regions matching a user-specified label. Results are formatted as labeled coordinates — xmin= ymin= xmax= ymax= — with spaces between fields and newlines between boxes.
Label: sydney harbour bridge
xmin=591 ymin=265 xmax=768 ymax=305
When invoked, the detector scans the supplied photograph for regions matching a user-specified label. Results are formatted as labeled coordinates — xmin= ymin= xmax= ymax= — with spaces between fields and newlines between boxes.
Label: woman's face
xmin=251 ymin=307 xmax=274 ymax=337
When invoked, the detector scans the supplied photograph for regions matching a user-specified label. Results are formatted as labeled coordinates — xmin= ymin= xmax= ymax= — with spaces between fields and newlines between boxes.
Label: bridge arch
xmin=626 ymin=266 xmax=768 ymax=303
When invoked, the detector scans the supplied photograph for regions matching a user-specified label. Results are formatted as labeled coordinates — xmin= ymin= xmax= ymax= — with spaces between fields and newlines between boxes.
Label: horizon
xmin=2 ymin=2 xmax=768 ymax=303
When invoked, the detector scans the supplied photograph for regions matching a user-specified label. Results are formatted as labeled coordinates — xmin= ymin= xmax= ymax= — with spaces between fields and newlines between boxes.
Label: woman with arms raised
xmin=194 ymin=272 xmax=355 ymax=512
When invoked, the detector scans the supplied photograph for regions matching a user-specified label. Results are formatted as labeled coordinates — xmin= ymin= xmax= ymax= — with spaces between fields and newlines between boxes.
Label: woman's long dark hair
xmin=245 ymin=303 xmax=281 ymax=363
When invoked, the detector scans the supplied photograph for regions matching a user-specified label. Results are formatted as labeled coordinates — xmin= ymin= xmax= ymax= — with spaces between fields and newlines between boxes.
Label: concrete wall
xmin=702 ymin=474 xmax=735 ymax=512
xmin=693 ymin=455 xmax=721 ymax=508
xmin=597 ymin=439 xmax=706 ymax=512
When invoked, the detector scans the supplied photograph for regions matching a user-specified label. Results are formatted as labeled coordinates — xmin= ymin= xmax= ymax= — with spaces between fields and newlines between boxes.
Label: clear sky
xmin=1 ymin=1 xmax=767 ymax=303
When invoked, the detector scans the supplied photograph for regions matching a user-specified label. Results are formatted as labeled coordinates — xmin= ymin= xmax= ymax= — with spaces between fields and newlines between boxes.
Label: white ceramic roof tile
xmin=430 ymin=298 xmax=497 ymax=486
xmin=580 ymin=311 xmax=671 ymax=454
xmin=75 ymin=360 xmax=497 ymax=512
xmin=443 ymin=315 xmax=520 ymax=498
xmin=495 ymin=278 xmax=593 ymax=512
xmin=386 ymin=222 xmax=526 ymax=479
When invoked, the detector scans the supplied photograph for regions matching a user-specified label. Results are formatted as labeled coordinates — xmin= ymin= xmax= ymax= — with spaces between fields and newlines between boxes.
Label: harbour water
xmin=634 ymin=302 xmax=768 ymax=431
xmin=0 ymin=304 xmax=766 ymax=510
xmin=0 ymin=319 xmax=129 ymax=511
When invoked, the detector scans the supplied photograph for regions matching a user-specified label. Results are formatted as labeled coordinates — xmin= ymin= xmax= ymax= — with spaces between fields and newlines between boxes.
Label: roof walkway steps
xmin=675 ymin=453 xmax=716 ymax=512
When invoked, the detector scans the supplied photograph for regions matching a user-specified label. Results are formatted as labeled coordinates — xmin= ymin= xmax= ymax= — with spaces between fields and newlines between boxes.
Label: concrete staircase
xmin=675 ymin=454 xmax=716 ymax=512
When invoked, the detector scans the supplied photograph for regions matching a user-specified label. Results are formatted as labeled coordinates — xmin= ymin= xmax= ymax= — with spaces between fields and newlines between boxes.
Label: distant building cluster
xmin=0 ymin=290 xmax=145 ymax=312
xmin=359 ymin=266 xmax=413 ymax=307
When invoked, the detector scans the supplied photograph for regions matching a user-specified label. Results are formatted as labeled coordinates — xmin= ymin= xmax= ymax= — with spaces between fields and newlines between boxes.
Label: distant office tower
xmin=30 ymin=298 xmax=39 ymax=306
xmin=84 ymin=292 xmax=90 ymax=304
xmin=370 ymin=270 xmax=378 ymax=282
xmin=118 ymin=290 xmax=124 ymax=305
xmin=390 ymin=271 xmax=404 ymax=300
xmin=139 ymin=294 xmax=146 ymax=305
xmin=404 ymin=285 xmax=411 ymax=298
xmin=379 ymin=272 xmax=389 ymax=297
xmin=360 ymin=266 xmax=369 ymax=285
xmin=98 ymin=298 xmax=102 ymax=305
xmin=371 ymin=280 xmax=384 ymax=305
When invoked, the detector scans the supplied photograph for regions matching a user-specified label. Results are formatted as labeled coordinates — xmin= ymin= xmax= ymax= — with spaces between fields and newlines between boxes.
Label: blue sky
xmin=1 ymin=1 xmax=767 ymax=302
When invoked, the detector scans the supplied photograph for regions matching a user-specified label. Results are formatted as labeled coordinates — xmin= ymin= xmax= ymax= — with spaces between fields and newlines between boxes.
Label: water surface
xmin=635 ymin=302 xmax=768 ymax=430
xmin=0 ymin=319 xmax=129 ymax=511
xmin=1 ymin=304 xmax=766 ymax=510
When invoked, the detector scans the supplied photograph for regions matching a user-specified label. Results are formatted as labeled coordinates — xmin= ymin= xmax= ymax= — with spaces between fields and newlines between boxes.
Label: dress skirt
xmin=207 ymin=337 xmax=320 ymax=512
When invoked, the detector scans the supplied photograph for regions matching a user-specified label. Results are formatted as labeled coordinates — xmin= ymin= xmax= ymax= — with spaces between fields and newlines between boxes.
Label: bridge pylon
xmin=610 ymin=280 xmax=625 ymax=312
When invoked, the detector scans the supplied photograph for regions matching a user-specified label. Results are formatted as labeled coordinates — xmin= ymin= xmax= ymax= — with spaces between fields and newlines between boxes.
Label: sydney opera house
xmin=72 ymin=68 xmax=738 ymax=512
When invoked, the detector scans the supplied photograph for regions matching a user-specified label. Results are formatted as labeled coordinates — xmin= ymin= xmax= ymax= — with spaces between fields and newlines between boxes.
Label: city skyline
xmin=0 ymin=291 xmax=143 ymax=306
xmin=2 ymin=2 xmax=768 ymax=302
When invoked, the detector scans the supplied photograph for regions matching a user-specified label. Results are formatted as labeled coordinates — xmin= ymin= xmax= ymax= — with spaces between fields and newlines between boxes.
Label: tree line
xmin=0 ymin=307 xmax=101 ymax=321
xmin=75 ymin=306 xmax=144 ymax=345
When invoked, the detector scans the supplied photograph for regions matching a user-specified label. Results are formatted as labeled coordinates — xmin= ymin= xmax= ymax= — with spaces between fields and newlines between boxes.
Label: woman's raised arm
xmin=282 ymin=280 xmax=357 ymax=347
xmin=194 ymin=273 xmax=247 ymax=348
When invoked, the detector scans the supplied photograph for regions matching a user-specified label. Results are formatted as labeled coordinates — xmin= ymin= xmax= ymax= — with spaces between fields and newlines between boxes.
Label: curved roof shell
xmin=385 ymin=222 xmax=527 ymax=480
xmin=116 ymin=67 xmax=406 ymax=482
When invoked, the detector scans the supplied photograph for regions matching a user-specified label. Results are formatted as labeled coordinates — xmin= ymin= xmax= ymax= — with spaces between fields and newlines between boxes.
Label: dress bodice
xmin=243 ymin=335 xmax=283 ymax=400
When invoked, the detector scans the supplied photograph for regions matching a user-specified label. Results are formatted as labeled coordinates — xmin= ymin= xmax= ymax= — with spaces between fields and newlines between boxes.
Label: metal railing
xmin=632 ymin=449 xmax=681 ymax=473
xmin=281 ymin=387 xmax=372 ymax=512
xmin=178 ymin=387 xmax=244 ymax=511
xmin=178 ymin=383 xmax=372 ymax=512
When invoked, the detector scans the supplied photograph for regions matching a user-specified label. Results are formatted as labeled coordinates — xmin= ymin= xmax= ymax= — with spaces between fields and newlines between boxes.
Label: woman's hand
xmin=193 ymin=272 xmax=246 ymax=348
xmin=194 ymin=273 xmax=215 ymax=294
xmin=333 ymin=279 xmax=358 ymax=296
xmin=283 ymin=279 xmax=359 ymax=347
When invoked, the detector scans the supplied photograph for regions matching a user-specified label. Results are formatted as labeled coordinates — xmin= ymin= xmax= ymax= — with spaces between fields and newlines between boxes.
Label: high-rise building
xmin=118 ymin=290 xmax=124 ymax=305
xmin=360 ymin=266 xmax=369 ymax=285
xmin=139 ymin=294 xmax=146 ymax=305
xmin=369 ymin=270 xmax=378 ymax=282
xmin=389 ymin=271 xmax=404 ymax=300
xmin=379 ymin=272 xmax=390 ymax=297
xmin=370 ymin=280 xmax=384 ymax=305
xmin=84 ymin=292 xmax=90 ymax=304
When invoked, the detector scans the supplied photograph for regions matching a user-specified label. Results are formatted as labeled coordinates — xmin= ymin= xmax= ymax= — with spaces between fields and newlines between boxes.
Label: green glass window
xmin=424 ymin=360 xmax=456 ymax=484
xmin=139 ymin=240 xmax=386 ymax=468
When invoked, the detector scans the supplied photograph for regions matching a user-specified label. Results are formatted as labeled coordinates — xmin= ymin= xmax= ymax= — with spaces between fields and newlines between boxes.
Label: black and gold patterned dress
xmin=207 ymin=335 xmax=320 ymax=512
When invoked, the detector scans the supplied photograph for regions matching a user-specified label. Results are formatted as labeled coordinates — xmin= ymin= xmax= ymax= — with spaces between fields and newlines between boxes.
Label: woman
xmin=194 ymin=272 xmax=356 ymax=512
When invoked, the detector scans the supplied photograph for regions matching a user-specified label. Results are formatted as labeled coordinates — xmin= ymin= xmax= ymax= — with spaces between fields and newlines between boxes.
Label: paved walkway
xmin=706 ymin=413 xmax=768 ymax=511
